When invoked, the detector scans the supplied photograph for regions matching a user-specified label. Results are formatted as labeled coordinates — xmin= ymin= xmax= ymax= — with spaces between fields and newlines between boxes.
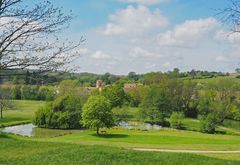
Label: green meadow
xmin=1 ymin=100 xmax=240 ymax=164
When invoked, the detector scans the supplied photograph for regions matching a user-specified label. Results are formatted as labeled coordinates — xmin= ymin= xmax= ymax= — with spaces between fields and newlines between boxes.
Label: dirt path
xmin=133 ymin=148 xmax=240 ymax=153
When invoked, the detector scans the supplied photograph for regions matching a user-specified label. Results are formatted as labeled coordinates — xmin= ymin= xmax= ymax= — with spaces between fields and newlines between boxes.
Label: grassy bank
xmin=0 ymin=100 xmax=45 ymax=127
xmin=0 ymin=136 xmax=239 ymax=165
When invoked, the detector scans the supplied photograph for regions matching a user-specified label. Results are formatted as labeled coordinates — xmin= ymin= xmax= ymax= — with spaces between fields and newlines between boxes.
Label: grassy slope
xmin=0 ymin=100 xmax=45 ymax=127
xmin=41 ymin=128 xmax=240 ymax=151
xmin=1 ymin=100 xmax=240 ymax=163
xmin=0 ymin=136 xmax=239 ymax=165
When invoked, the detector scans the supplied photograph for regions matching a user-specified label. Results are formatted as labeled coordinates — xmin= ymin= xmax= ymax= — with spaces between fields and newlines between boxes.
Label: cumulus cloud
xmin=158 ymin=17 xmax=219 ymax=47
xmin=118 ymin=0 xmax=169 ymax=5
xmin=91 ymin=51 xmax=110 ymax=59
xmin=101 ymin=5 xmax=168 ymax=35
xmin=214 ymin=30 xmax=240 ymax=44
xmin=129 ymin=46 xmax=162 ymax=58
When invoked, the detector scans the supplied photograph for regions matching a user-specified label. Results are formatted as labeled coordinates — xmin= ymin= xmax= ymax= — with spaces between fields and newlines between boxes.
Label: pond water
xmin=1 ymin=123 xmax=36 ymax=137
xmin=118 ymin=121 xmax=162 ymax=130
xmin=1 ymin=122 xmax=162 ymax=137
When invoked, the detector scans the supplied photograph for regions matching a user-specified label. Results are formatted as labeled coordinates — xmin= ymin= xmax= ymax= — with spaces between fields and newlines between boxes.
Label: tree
xmin=0 ymin=88 xmax=13 ymax=118
xmin=200 ymin=113 xmax=218 ymax=134
xmin=220 ymin=0 xmax=240 ymax=33
xmin=140 ymin=85 xmax=171 ymax=126
xmin=82 ymin=95 xmax=114 ymax=135
xmin=128 ymin=72 xmax=139 ymax=81
xmin=169 ymin=112 xmax=184 ymax=129
xmin=181 ymin=80 xmax=198 ymax=117
xmin=0 ymin=0 xmax=83 ymax=73
xmin=34 ymin=94 xmax=83 ymax=129
xmin=102 ymin=85 xmax=126 ymax=108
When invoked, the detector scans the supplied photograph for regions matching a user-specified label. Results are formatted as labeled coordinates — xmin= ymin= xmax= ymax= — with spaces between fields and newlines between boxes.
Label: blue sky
xmin=48 ymin=0 xmax=239 ymax=74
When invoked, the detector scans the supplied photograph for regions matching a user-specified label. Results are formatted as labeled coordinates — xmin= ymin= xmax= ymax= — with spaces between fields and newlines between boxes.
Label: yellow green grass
xmin=1 ymin=100 xmax=240 ymax=163
xmin=0 ymin=100 xmax=45 ymax=127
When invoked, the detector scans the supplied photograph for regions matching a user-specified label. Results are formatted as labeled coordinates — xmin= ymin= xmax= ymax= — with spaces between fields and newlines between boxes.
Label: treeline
xmin=0 ymin=69 xmax=230 ymax=86
xmin=126 ymin=72 xmax=240 ymax=133
xmin=0 ymin=85 xmax=56 ymax=101
xmin=34 ymin=72 xmax=240 ymax=134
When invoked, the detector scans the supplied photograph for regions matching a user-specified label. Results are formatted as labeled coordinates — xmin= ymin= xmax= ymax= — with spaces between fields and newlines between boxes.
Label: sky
xmin=49 ymin=0 xmax=239 ymax=74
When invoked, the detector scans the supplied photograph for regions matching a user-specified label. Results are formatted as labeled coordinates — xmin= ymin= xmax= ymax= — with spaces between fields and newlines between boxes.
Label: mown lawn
xmin=0 ymin=135 xmax=239 ymax=165
xmin=37 ymin=128 xmax=240 ymax=151
xmin=1 ymin=100 xmax=240 ymax=163
xmin=0 ymin=100 xmax=45 ymax=127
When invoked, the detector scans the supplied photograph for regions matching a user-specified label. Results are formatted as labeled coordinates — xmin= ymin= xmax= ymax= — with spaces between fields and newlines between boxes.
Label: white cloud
xmin=163 ymin=62 xmax=170 ymax=67
xmin=129 ymin=46 xmax=162 ymax=58
xmin=91 ymin=51 xmax=110 ymax=59
xmin=78 ymin=48 xmax=89 ymax=54
xmin=118 ymin=0 xmax=169 ymax=5
xmin=214 ymin=30 xmax=240 ymax=44
xmin=158 ymin=17 xmax=219 ymax=46
xmin=216 ymin=56 xmax=228 ymax=62
xmin=145 ymin=63 xmax=157 ymax=69
xmin=101 ymin=5 xmax=168 ymax=35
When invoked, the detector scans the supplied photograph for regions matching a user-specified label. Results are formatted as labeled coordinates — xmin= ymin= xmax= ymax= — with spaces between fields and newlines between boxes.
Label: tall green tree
xmin=82 ymin=95 xmax=114 ymax=135
xmin=140 ymin=85 xmax=171 ymax=126
xmin=102 ymin=85 xmax=126 ymax=108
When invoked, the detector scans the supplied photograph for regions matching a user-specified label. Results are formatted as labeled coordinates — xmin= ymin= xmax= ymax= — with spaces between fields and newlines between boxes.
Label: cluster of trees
xmin=126 ymin=72 xmax=240 ymax=133
xmin=34 ymin=80 xmax=115 ymax=134
xmin=3 ymin=85 xmax=56 ymax=101
xmin=33 ymin=72 xmax=240 ymax=134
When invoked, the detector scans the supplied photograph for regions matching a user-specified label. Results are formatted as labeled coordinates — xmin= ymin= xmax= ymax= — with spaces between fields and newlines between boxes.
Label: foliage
xmin=112 ymin=107 xmax=132 ymax=124
xmin=200 ymin=113 xmax=218 ymax=134
xmin=140 ymin=85 xmax=171 ymax=126
xmin=34 ymin=94 xmax=82 ymax=129
xmin=169 ymin=112 xmax=185 ymax=129
xmin=82 ymin=95 xmax=114 ymax=134
xmin=102 ymin=85 xmax=126 ymax=108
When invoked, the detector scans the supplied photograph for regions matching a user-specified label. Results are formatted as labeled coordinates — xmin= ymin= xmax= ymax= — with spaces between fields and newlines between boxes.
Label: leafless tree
xmin=0 ymin=0 xmax=84 ymax=74
xmin=219 ymin=0 xmax=240 ymax=33
xmin=0 ymin=88 xmax=13 ymax=119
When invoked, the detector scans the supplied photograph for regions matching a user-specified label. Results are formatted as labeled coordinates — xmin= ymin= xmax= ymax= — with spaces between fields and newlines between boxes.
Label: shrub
xmin=34 ymin=94 xmax=82 ymax=129
xmin=169 ymin=112 xmax=184 ymax=129
xmin=200 ymin=113 xmax=218 ymax=134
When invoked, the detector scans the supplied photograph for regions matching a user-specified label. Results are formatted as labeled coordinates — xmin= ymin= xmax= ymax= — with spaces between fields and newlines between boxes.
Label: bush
xmin=200 ymin=113 xmax=218 ymax=134
xmin=169 ymin=112 xmax=184 ymax=129
xmin=34 ymin=94 xmax=82 ymax=129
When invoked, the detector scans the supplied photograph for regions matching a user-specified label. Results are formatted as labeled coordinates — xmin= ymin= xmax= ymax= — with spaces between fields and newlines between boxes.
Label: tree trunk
xmin=0 ymin=105 xmax=2 ymax=119
xmin=97 ymin=127 xmax=99 ymax=135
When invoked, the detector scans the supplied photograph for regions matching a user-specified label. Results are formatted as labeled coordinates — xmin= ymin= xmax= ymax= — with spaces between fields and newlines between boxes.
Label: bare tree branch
xmin=0 ymin=0 xmax=84 ymax=74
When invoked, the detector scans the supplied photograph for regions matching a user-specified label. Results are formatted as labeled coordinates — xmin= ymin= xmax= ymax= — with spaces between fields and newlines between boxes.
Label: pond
xmin=1 ymin=124 xmax=80 ymax=137
xmin=118 ymin=121 xmax=162 ymax=130
xmin=1 ymin=122 xmax=163 ymax=137
xmin=1 ymin=123 xmax=36 ymax=137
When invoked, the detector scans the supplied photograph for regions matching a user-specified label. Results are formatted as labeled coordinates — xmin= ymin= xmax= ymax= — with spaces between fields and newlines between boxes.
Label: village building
xmin=123 ymin=83 xmax=143 ymax=92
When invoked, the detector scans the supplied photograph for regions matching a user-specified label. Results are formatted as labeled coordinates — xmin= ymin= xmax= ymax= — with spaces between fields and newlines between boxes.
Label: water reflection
xmin=1 ymin=123 xmax=35 ymax=137
xmin=118 ymin=121 xmax=162 ymax=130
xmin=1 ymin=121 xmax=162 ymax=137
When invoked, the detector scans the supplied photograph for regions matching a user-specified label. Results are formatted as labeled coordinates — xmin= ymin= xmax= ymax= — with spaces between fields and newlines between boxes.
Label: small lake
xmin=1 ymin=123 xmax=36 ymax=137
xmin=118 ymin=121 xmax=162 ymax=130
xmin=1 ymin=122 xmax=163 ymax=137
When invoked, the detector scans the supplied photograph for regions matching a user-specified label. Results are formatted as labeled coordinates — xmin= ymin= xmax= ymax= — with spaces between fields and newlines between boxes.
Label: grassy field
xmin=0 ymin=100 xmax=45 ymax=127
xmin=1 ymin=100 xmax=240 ymax=164
xmin=0 ymin=135 xmax=239 ymax=165
xmin=39 ymin=128 xmax=240 ymax=151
